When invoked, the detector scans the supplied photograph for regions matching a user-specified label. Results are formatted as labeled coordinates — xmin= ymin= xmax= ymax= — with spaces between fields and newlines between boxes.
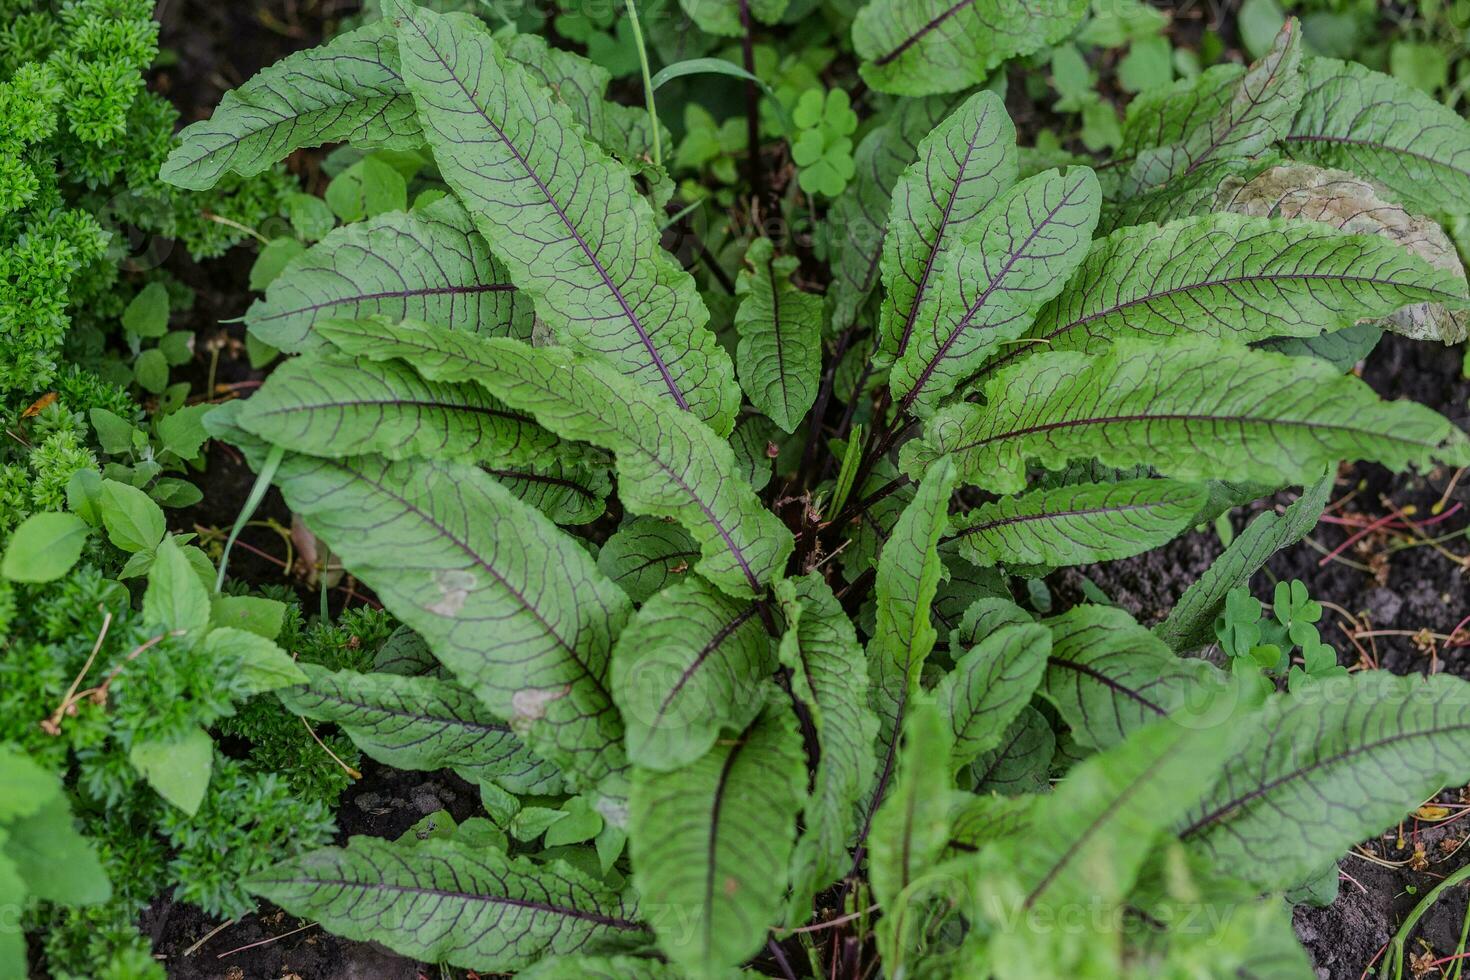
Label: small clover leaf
xmin=790 ymin=88 xmax=858 ymax=198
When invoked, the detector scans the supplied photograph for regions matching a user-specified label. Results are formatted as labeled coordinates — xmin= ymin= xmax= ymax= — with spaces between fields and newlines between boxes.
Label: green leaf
xmin=678 ymin=0 xmax=788 ymax=36
xmin=129 ymin=726 xmax=213 ymax=816
xmin=250 ymin=237 xmax=307 ymax=291
xmin=326 ymin=154 xmax=409 ymax=222
xmin=142 ymin=537 xmax=211 ymax=635
xmin=629 ymin=702 xmax=806 ymax=979
xmin=133 ymin=348 xmax=169 ymax=394
xmin=226 ymin=441 xmax=633 ymax=790
xmin=388 ymin=2 xmax=739 ymax=432
xmin=210 ymin=594 xmax=287 ymax=638
xmin=2 ymin=794 xmax=111 ymax=906
xmin=1126 ymin=21 xmax=1302 ymax=194
xmin=870 ymin=701 xmax=954 ymax=910
xmin=936 ymin=623 xmax=1050 ymax=768
xmin=1284 ymin=56 xmax=1470 ymax=216
xmin=611 ymin=576 xmax=773 ymax=771
xmin=733 ymin=238 xmax=824 ymax=432
xmin=596 ymin=517 xmax=700 ymax=604
xmin=204 ymin=627 xmax=308 ymax=694
xmin=246 ymin=197 xmax=529 ymax=352
xmin=948 ymin=479 xmax=1209 ymax=568
xmin=161 ymin=21 xmax=421 ymax=189
xmin=975 ymin=714 xmax=1242 ymax=975
xmin=278 ymin=665 xmax=563 ymax=794
xmin=971 ymin=705 xmax=1054 ymax=795
xmin=1041 ymin=605 xmax=1229 ymax=749
xmin=156 ymin=404 xmax=213 ymax=461
xmin=853 ymin=0 xmax=1087 ymax=96
xmin=2 ymin=512 xmax=89 ymax=582
xmin=247 ymin=837 xmax=647 ymax=971
xmin=1006 ymin=213 xmax=1467 ymax=364
xmin=236 ymin=351 xmax=560 ymax=467
xmin=776 ymin=572 xmax=878 ymax=921
xmin=1156 ymin=474 xmax=1332 ymax=651
xmin=317 ymin=321 xmax=793 ymax=598
xmin=0 ymin=745 xmax=63 ymax=821
xmin=99 ymin=478 xmax=165 ymax=553
xmin=889 ymin=167 xmax=1101 ymax=417
xmin=89 ymin=408 xmax=138 ymax=455
xmin=1239 ymin=0 xmax=1286 ymax=59
xmin=122 ymin=281 xmax=170 ymax=338
xmin=485 ymin=457 xmax=612 ymax=526
xmin=876 ymin=91 xmax=1017 ymax=371
xmin=905 ymin=339 xmax=1470 ymax=494
xmin=868 ymin=458 xmax=957 ymax=757
xmin=1178 ymin=673 xmax=1470 ymax=891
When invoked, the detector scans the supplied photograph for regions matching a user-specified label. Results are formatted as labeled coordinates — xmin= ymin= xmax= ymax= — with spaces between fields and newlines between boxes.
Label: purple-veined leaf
xmin=245 ymin=198 xmax=530 ymax=352
xmin=904 ymin=339 xmax=1470 ymax=494
xmin=206 ymin=402 xmax=632 ymax=791
xmin=611 ymin=576 xmax=774 ymax=771
xmin=316 ymin=319 xmax=792 ymax=598
xmin=889 ymin=167 xmax=1101 ymax=417
xmin=629 ymin=701 xmax=806 ymax=978
xmin=277 ymin=665 xmax=565 ymax=794
xmin=852 ymin=0 xmax=1087 ymax=97
xmin=876 ymin=90 xmax=1017 ymax=368
xmin=387 ymin=2 xmax=739 ymax=432
xmin=777 ymin=572 xmax=878 ymax=923
xmin=246 ymin=837 xmax=647 ymax=971
xmin=948 ymin=479 xmax=1209 ymax=569
xmin=733 ymin=238 xmax=824 ymax=433
xmin=1284 ymin=56 xmax=1470 ymax=217
xmin=1179 ymin=673 xmax=1470 ymax=892
xmin=936 ymin=623 xmax=1050 ymax=768
xmin=1041 ymin=604 xmax=1230 ymax=750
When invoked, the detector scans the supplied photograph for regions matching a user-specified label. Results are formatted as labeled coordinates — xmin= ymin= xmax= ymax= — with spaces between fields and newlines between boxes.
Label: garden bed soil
xmin=141 ymin=0 xmax=1470 ymax=976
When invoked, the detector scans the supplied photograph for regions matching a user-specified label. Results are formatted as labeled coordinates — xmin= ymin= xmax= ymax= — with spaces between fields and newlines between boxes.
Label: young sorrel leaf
xmin=905 ymin=339 xmax=1470 ymax=493
xmin=876 ymin=90 xmax=1017 ymax=369
xmin=595 ymin=517 xmax=700 ymax=605
xmin=947 ymin=479 xmax=1209 ymax=569
xmin=277 ymin=665 xmax=564 ymax=794
xmin=851 ymin=0 xmax=1087 ymax=97
xmin=679 ymin=0 xmax=788 ymax=37
xmin=869 ymin=702 xmax=953 ymax=912
xmin=776 ymin=572 xmax=878 ymax=921
xmin=629 ymin=702 xmax=805 ymax=979
xmin=973 ymin=715 xmax=1242 ymax=977
xmin=733 ymin=238 xmax=823 ymax=432
xmin=483 ymin=457 xmax=612 ymax=526
xmin=245 ymin=198 xmax=529 ymax=352
xmin=1155 ymin=474 xmax=1333 ymax=651
xmin=246 ymin=837 xmax=646 ymax=971
xmin=947 ymin=595 xmax=1034 ymax=651
xmin=936 ymin=623 xmax=1050 ymax=768
xmin=160 ymin=21 xmax=419 ymax=190
xmin=208 ymin=404 xmax=632 ymax=789
xmin=235 ymin=352 xmax=560 ymax=466
xmin=316 ymin=320 xmax=793 ymax=598
xmin=867 ymin=458 xmax=956 ymax=753
xmin=1178 ymin=673 xmax=1470 ymax=891
xmin=971 ymin=706 xmax=1054 ymax=796
xmin=1126 ymin=21 xmax=1302 ymax=195
xmin=611 ymin=576 xmax=773 ymax=771
xmin=828 ymin=96 xmax=958 ymax=332
xmin=1117 ymin=64 xmax=1244 ymax=163
xmin=387 ymin=2 xmax=739 ymax=431
xmin=998 ymin=213 xmax=1467 ymax=367
xmin=1284 ymin=57 xmax=1470 ymax=216
xmin=888 ymin=167 xmax=1101 ymax=417
xmin=1041 ymin=605 xmax=1228 ymax=750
